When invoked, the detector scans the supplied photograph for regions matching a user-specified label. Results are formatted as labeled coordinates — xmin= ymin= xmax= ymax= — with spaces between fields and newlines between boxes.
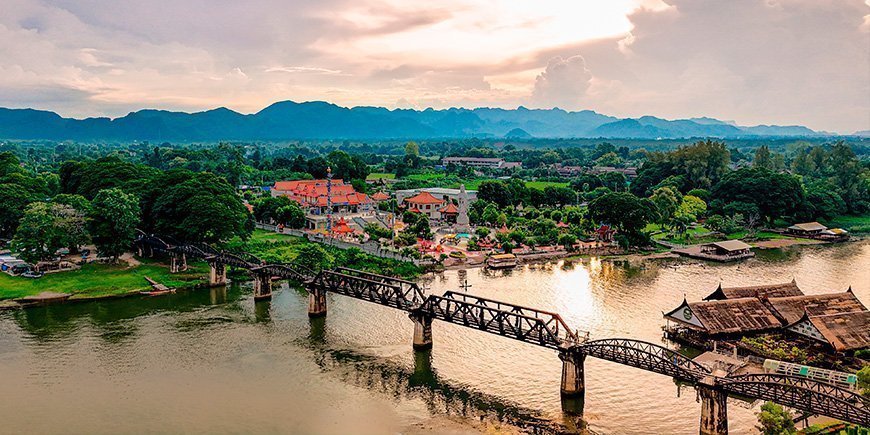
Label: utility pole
xmin=327 ymin=167 xmax=333 ymax=235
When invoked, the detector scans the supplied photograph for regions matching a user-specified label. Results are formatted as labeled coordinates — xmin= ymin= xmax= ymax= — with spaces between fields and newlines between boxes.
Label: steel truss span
xmin=718 ymin=374 xmax=870 ymax=426
xmin=132 ymin=232 xmax=870 ymax=427
xmin=576 ymin=338 xmax=710 ymax=382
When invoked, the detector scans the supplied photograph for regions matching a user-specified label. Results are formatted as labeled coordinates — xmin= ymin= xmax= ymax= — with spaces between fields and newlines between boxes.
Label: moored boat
xmin=486 ymin=253 xmax=517 ymax=269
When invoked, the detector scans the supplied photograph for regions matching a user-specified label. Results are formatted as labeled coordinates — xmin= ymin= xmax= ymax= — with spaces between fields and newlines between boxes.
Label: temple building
xmin=403 ymin=191 xmax=446 ymax=220
xmin=271 ymin=179 xmax=374 ymax=230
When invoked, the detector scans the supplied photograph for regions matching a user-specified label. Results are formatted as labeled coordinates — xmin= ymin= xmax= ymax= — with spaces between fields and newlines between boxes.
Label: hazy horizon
xmin=2 ymin=0 xmax=869 ymax=133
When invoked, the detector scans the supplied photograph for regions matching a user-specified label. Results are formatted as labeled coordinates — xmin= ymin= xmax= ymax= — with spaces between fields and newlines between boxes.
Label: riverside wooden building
xmin=664 ymin=281 xmax=870 ymax=353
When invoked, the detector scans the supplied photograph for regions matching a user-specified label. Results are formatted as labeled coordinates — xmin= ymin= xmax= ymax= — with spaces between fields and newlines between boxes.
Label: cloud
xmin=0 ymin=0 xmax=866 ymax=132
xmin=530 ymin=56 xmax=593 ymax=110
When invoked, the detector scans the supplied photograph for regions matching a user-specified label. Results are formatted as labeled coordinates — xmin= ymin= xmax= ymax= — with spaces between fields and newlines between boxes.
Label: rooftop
xmin=704 ymin=280 xmax=804 ymax=301
xmin=788 ymin=222 xmax=827 ymax=232
xmin=766 ymin=291 xmax=867 ymax=325
xmin=708 ymin=240 xmax=752 ymax=252
xmin=804 ymin=311 xmax=870 ymax=352
xmin=404 ymin=191 xmax=445 ymax=205
xmin=679 ymin=298 xmax=782 ymax=334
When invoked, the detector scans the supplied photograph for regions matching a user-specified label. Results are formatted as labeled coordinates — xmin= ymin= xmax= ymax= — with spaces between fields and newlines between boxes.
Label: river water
xmin=1 ymin=241 xmax=868 ymax=434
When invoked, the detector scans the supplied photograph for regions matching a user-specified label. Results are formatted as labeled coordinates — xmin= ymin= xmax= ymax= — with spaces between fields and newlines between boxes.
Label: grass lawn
xmin=365 ymin=172 xmax=395 ymax=180
xmin=0 ymin=259 xmax=207 ymax=300
xmin=444 ymin=179 xmax=569 ymax=191
xmin=406 ymin=172 xmax=447 ymax=182
xmin=525 ymin=181 xmax=569 ymax=190
xmin=824 ymin=214 xmax=870 ymax=234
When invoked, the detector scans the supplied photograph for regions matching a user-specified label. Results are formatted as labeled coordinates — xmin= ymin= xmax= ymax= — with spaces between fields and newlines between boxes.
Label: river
xmin=1 ymin=241 xmax=868 ymax=434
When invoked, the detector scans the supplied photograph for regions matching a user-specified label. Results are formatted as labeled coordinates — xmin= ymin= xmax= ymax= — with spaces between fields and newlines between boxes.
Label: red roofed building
xmin=404 ymin=191 xmax=446 ymax=220
xmin=371 ymin=191 xmax=390 ymax=202
xmin=271 ymin=179 xmax=374 ymax=230
xmin=439 ymin=202 xmax=459 ymax=223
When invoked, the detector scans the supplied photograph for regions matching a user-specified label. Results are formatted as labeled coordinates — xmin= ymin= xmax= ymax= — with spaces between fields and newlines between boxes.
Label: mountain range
xmin=0 ymin=101 xmax=833 ymax=141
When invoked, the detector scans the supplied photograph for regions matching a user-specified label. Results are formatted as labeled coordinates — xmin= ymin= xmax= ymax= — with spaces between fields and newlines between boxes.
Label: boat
xmin=140 ymin=276 xmax=176 ymax=296
xmin=486 ymin=253 xmax=518 ymax=269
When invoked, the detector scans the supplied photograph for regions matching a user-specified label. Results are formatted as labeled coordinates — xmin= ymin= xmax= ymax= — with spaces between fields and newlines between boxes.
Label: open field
xmin=0 ymin=259 xmax=207 ymax=300
xmin=824 ymin=214 xmax=870 ymax=234
xmin=365 ymin=172 xmax=396 ymax=180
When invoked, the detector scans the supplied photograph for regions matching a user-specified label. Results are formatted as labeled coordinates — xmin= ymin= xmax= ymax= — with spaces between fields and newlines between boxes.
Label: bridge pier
xmin=698 ymin=384 xmax=728 ymax=435
xmin=208 ymin=261 xmax=227 ymax=286
xmin=410 ymin=312 xmax=433 ymax=350
xmin=559 ymin=352 xmax=585 ymax=399
xmin=252 ymin=272 xmax=272 ymax=301
xmin=170 ymin=253 xmax=187 ymax=273
xmin=308 ymin=288 xmax=327 ymax=318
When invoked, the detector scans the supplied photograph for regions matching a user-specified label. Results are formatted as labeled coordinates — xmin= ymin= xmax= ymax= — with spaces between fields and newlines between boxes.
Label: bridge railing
xmin=441 ymin=291 xmax=581 ymax=346
xmin=421 ymin=294 xmax=571 ymax=349
xmin=311 ymin=270 xmax=414 ymax=310
xmin=335 ymin=267 xmax=426 ymax=306
xmin=577 ymin=338 xmax=710 ymax=382
xmin=717 ymin=374 xmax=870 ymax=426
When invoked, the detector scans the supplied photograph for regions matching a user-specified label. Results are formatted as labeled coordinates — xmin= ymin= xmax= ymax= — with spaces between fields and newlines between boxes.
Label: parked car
xmin=21 ymin=270 xmax=44 ymax=279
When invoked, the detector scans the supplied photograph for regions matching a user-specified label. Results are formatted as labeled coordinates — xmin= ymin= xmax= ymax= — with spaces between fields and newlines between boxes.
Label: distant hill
xmin=504 ymin=128 xmax=532 ymax=139
xmin=0 ymin=101 xmax=829 ymax=140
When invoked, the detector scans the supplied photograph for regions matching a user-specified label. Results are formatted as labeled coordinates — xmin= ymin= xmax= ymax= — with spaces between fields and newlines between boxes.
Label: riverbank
xmin=0 ymin=258 xmax=207 ymax=302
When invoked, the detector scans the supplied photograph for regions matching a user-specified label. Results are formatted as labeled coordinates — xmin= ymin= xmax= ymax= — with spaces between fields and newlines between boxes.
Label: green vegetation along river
xmin=1 ymin=240 xmax=867 ymax=434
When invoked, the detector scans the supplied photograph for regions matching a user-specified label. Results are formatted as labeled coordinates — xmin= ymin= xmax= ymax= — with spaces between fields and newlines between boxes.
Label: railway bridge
xmin=135 ymin=233 xmax=870 ymax=434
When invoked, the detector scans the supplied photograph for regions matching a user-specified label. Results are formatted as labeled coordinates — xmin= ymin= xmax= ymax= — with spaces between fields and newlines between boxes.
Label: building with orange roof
xmin=439 ymin=202 xmax=459 ymax=223
xmin=271 ymin=179 xmax=374 ymax=230
xmin=371 ymin=191 xmax=390 ymax=202
xmin=404 ymin=191 xmax=446 ymax=220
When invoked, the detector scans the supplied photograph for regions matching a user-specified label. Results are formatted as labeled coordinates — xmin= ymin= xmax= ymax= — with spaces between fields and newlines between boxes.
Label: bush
xmin=475 ymin=227 xmax=491 ymax=239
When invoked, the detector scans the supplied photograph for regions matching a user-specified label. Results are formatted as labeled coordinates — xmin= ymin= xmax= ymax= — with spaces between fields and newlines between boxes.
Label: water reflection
xmin=1 ymin=241 xmax=867 ymax=435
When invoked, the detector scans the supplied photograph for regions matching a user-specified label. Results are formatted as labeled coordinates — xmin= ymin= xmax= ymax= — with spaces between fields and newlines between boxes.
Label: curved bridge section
xmin=718 ymin=374 xmax=870 ymax=426
xmin=575 ymin=338 xmax=710 ymax=382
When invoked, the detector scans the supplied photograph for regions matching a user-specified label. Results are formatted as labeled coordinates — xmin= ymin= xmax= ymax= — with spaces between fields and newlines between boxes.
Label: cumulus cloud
xmin=530 ymin=56 xmax=593 ymax=110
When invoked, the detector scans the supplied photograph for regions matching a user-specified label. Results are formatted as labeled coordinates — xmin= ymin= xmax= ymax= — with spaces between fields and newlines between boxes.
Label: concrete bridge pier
xmin=410 ymin=312 xmax=433 ymax=350
xmin=698 ymin=383 xmax=728 ymax=435
xmin=308 ymin=288 xmax=327 ymax=317
xmin=170 ymin=253 xmax=187 ymax=273
xmin=207 ymin=261 xmax=227 ymax=286
xmin=559 ymin=352 xmax=585 ymax=399
xmin=252 ymin=272 xmax=272 ymax=301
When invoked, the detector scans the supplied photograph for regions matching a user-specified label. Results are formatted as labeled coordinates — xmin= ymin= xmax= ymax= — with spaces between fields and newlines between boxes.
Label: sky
xmin=1 ymin=0 xmax=868 ymax=133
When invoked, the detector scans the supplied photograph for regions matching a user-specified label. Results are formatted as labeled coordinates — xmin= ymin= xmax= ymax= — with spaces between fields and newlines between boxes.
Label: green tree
xmin=755 ymin=402 xmax=796 ymax=435
xmin=11 ymin=202 xmax=88 ymax=264
xmin=478 ymin=180 xmax=512 ymax=207
xmin=649 ymin=187 xmax=682 ymax=226
xmin=145 ymin=171 xmax=251 ymax=243
xmin=594 ymin=152 xmax=621 ymax=167
xmin=857 ymin=364 xmax=870 ymax=398
xmin=588 ymin=192 xmax=656 ymax=246
xmin=89 ymin=188 xmax=140 ymax=262
xmin=754 ymin=145 xmax=773 ymax=169
xmin=276 ymin=202 xmax=306 ymax=229
xmin=404 ymin=141 xmax=420 ymax=157
xmin=294 ymin=243 xmax=334 ymax=272
xmin=711 ymin=168 xmax=804 ymax=224
xmin=0 ymin=184 xmax=33 ymax=238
